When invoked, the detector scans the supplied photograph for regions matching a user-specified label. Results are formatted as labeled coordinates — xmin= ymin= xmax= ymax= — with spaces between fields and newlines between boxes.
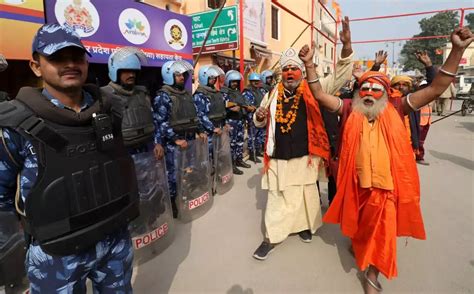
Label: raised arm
xmin=370 ymin=50 xmax=388 ymax=72
xmin=320 ymin=16 xmax=354 ymax=95
xmin=404 ymin=27 xmax=473 ymax=113
xmin=300 ymin=42 xmax=343 ymax=116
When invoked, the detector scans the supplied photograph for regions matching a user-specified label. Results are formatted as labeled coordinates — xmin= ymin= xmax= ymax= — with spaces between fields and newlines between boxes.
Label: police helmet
xmin=198 ymin=65 xmax=221 ymax=86
xmin=161 ymin=60 xmax=194 ymax=86
xmin=108 ymin=47 xmax=147 ymax=82
xmin=261 ymin=70 xmax=274 ymax=81
xmin=248 ymin=72 xmax=261 ymax=81
xmin=225 ymin=70 xmax=243 ymax=87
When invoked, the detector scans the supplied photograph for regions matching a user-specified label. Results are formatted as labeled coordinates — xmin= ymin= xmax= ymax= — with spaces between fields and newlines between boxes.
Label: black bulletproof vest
xmin=160 ymin=85 xmax=199 ymax=133
xmin=195 ymin=85 xmax=226 ymax=127
xmin=273 ymin=97 xmax=309 ymax=160
xmin=102 ymin=84 xmax=154 ymax=147
xmin=245 ymin=86 xmax=264 ymax=107
xmin=0 ymin=86 xmax=139 ymax=256
xmin=221 ymin=86 xmax=246 ymax=120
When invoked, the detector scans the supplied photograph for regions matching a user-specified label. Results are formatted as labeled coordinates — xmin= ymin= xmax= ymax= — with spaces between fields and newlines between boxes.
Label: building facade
xmin=145 ymin=0 xmax=337 ymax=82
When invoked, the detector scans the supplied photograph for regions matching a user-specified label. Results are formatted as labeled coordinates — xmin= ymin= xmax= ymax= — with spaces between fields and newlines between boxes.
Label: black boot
xmin=233 ymin=164 xmax=243 ymax=175
xmin=248 ymin=153 xmax=261 ymax=163
xmin=236 ymin=159 xmax=251 ymax=168
xmin=256 ymin=150 xmax=264 ymax=157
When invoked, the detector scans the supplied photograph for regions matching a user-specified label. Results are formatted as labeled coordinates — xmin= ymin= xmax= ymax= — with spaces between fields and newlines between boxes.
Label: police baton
xmin=431 ymin=109 xmax=463 ymax=124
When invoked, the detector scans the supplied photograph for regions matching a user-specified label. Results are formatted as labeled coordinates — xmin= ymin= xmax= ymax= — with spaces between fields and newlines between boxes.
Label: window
xmin=324 ymin=43 xmax=327 ymax=58
xmin=320 ymin=8 xmax=322 ymax=21
xmin=331 ymin=46 xmax=333 ymax=60
xmin=208 ymin=0 xmax=224 ymax=9
xmin=271 ymin=6 xmax=279 ymax=40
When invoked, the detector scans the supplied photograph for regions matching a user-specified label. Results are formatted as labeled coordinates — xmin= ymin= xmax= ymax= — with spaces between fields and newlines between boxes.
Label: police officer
xmin=153 ymin=60 xmax=206 ymax=217
xmin=193 ymin=65 xmax=228 ymax=194
xmin=221 ymin=70 xmax=253 ymax=174
xmin=0 ymin=23 xmax=138 ymax=293
xmin=261 ymin=69 xmax=275 ymax=94
xmin=242 ymin=73 xmax=264 ymax=163
xmin=102 ymin=46 xmax=164 ymax=158
xmin=193 ymin=65 xmax=227 ymax=153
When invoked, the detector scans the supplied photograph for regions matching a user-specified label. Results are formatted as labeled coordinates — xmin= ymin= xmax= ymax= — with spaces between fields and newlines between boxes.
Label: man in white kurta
xmin=252 ymin=43 xmax=353 ymax=260
xmin=253 ymin=48 xmax=329 ymax=260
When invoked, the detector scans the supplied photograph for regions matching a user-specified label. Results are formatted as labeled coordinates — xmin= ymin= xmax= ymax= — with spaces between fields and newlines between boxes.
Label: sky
xmin=331 ymin=0 xmax=473 ymax=63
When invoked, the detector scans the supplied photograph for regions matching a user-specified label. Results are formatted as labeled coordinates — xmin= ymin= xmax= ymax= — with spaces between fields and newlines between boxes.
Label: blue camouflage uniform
xmin=193 ymin=91 xmax=215 ymax=135
xmin=152 ymin=90 xmax=202 ymax=200
xmin=0 ymin=89 xmax=133 ymax=294
xmin=193 ymin=91 xmax=216 ymax=157
xmin=242 ymin=87 xmax=265 ymax=156
xmin=222 ymin=88 xmax=246 ymax=162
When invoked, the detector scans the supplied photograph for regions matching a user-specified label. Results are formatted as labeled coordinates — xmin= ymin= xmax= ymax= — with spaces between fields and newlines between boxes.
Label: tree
xmin=400 ymin=11 xmax=459 ymax=71
xmin=466 ymin=13 xmax=474 ymax=31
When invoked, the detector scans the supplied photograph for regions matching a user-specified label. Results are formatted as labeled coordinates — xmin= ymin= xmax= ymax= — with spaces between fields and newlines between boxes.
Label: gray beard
xmin=282 ymin=78 xmax=301 ymax=92
xmin=352 ymin=90 xmax=388 ymax=121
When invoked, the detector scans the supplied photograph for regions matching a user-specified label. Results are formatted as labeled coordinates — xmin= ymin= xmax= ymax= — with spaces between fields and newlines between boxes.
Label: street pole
xmin=239 ymin=0 xmax=245 ymax=91
xmin=194 ymin=0 xmax=227 ymax=65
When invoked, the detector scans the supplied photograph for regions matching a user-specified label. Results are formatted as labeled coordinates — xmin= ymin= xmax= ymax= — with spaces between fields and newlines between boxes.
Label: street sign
xmin=191 ymin=5 xmax=239 ymax=54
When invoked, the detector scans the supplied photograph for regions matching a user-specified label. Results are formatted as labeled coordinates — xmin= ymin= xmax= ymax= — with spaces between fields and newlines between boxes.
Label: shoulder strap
xmin=0 ymin=100 xmax=33 ymax=129
xmin=0 ymin=100 xmax=67 ymax=152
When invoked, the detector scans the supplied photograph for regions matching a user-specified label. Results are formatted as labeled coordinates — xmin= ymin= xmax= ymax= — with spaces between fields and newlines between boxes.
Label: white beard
xmin=352 ymin=90 xmax=388 ymax=121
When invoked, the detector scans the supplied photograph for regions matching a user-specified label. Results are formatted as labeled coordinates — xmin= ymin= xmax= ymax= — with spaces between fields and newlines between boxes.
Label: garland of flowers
xmin=275 ymin=82 xmax=304 ymax=133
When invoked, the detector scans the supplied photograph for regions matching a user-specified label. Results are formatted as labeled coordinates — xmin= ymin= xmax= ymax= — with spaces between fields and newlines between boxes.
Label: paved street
xmin=133 ymin=101 xmax=473 ymax=294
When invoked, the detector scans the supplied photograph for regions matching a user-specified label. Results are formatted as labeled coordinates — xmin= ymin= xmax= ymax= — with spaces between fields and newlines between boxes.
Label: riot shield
xmin=176 ymin=139 xmax=213 ymax=222
xmin=129 ymin=152 xmax=175 ymax=265
xmin=213 ymin=129 xmax=234 ymax=194
xmin=0 ymin=211 xmax=26 ymax=290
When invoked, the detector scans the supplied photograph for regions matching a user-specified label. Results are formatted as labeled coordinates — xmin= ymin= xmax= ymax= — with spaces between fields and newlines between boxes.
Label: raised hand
xmin=415 ymin=50 xmax=432 ymax=67
xmin=339 ymin=16 xmax=351 ymax=46
xmin=299 ymin=41 xmax=316 ymax=65
xmin=374 ymin=50 xmax=388 ymax=66
xmin=451 ymin=27 xmax=474 ymax=50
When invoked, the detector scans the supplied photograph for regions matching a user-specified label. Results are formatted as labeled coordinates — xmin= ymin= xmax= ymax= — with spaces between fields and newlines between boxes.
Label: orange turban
xmin=358 ymin=71 xmax=392 ymax=93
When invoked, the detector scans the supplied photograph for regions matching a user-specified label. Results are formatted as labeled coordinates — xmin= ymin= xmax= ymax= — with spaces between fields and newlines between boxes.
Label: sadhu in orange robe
xmin=323 ymin=72 xmax=426 ymax=279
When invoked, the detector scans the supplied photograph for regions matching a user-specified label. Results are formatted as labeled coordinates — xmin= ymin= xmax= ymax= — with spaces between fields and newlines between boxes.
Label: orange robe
xmin=323 ymin=103 xmax=426 ymax=279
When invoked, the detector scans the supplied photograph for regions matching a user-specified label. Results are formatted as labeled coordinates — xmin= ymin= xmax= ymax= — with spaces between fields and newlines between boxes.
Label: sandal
xmin=364 ymin=269 xmax=383 ymax=292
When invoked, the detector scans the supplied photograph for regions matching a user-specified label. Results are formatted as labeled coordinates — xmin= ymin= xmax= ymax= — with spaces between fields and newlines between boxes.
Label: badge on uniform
xmin=92 ymin=113 xmax=115 ymax=151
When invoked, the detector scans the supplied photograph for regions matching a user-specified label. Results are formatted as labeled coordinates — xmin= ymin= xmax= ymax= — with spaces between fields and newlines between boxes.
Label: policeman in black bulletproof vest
xmin=102 ymin=46 xmax=164 ymax=158
xmin=0 ymin=24 xmax=139 ymax=292
xmin=153 ymin=60 xmax=207 ymax=218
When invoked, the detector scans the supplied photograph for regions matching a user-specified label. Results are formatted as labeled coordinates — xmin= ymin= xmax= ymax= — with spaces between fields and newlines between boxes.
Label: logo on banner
xmin=119 ymin=8 xmax=151 ymax=45
xmin=164 ymin=19 xmax=188 ymax=50
xmin=54 ymin=0 xmax=100 ymax=37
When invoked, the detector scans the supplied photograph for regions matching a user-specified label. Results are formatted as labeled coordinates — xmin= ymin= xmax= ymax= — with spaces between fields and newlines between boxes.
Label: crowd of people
xmin=0 ymin=17 xmax=472 ymax=294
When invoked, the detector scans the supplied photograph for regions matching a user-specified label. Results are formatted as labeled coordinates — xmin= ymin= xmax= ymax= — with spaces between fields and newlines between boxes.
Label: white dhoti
xmin=262 ymin=155 xmax=323 ymax=244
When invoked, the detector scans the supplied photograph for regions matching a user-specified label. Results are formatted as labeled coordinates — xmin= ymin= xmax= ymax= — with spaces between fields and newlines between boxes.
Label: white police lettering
xmin=132 ymin=222 xmax=169 ymax=249
xmin=221 ymin=173 xmax=232 ymax=184
xmin=102 ymin=134 xmax=114 ymax=142
xmin=188 ymin=192 xmax=210 ymax=210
